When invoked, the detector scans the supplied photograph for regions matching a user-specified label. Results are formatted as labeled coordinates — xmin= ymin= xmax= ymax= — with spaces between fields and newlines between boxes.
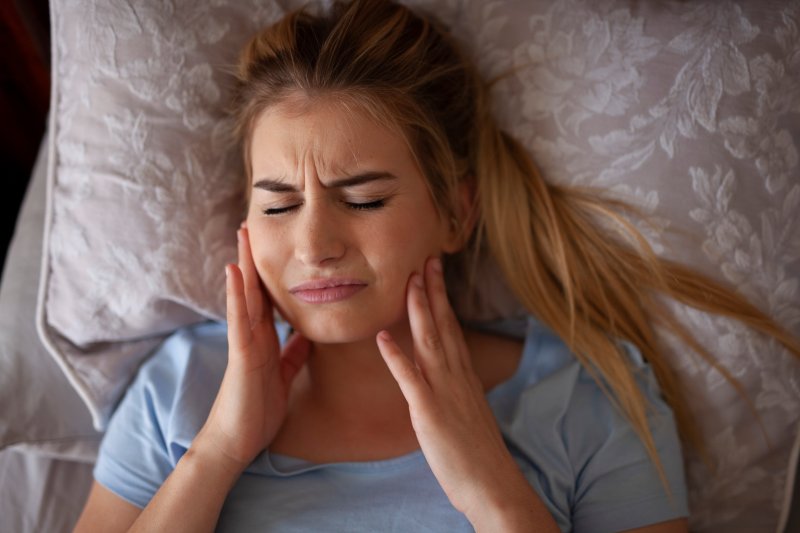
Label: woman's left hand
xmin=376 ymin=257 xmax=555 ymax=530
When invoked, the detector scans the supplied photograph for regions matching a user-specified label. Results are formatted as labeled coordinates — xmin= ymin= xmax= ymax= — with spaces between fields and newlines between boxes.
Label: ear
xmin=442 ymin=178 xmax=478 ymax=254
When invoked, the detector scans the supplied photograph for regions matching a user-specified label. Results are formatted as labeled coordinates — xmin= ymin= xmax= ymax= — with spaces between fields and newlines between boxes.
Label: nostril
xmin=294 ymin=231 xmax=346 ymax=265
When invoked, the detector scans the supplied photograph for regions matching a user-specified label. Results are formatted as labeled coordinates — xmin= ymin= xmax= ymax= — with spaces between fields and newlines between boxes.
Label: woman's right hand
xmin=197 ymin=224 xmax=310 ymax=472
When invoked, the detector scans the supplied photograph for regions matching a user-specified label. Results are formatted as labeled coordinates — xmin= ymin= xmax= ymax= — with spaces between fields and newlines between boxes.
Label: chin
xmin=288 ymin=306 xmax=406 ymax=345
xmin=296 ymin=320 xmax=376 ymax=344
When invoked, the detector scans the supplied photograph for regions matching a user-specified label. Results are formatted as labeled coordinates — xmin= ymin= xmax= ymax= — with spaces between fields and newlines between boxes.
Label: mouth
xmin=289 ymin=278 xmax=368 ymax=304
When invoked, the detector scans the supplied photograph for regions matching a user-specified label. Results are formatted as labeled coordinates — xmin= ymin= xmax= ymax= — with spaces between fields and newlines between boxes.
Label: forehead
xmin=249 ymin=97 xmax=414 ymax=179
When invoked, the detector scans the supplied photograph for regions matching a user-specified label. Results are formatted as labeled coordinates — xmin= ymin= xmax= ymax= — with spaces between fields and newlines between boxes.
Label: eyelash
xmin=262 ymin=199 xmax=386 ymax=216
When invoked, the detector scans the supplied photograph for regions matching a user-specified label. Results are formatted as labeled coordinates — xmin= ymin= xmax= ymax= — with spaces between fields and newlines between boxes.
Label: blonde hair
xmin=230 ymin=0 xmax=800 ymax=486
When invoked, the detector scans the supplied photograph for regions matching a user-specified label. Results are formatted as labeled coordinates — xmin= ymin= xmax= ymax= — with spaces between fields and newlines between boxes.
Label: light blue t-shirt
xmin=94 ymin=317 xmax=688 ymax=532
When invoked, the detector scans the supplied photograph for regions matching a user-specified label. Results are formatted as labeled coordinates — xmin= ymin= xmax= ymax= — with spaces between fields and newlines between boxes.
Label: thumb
xmin=280 ymin=332 xmax=311 ymax=385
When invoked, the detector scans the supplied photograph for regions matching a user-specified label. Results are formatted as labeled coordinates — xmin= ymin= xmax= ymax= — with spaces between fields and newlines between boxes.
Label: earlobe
xmin=441 ymin=178 xmax=478 ymax=253
xmin=441 ymin=216 xmax=462 ymax=254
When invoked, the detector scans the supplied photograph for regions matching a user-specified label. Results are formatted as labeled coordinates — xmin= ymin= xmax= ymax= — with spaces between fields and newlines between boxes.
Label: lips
xmin=289 ymin=278 xmax=367 ymax=304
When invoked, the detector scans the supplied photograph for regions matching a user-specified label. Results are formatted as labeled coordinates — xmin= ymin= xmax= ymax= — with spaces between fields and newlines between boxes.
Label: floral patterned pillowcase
xmin=37 ymin=0 xmax=798 ymax=530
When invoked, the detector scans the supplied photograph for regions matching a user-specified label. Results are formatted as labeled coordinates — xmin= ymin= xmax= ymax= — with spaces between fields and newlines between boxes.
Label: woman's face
xmin=246 ymin=99 xmax=455 ymax=343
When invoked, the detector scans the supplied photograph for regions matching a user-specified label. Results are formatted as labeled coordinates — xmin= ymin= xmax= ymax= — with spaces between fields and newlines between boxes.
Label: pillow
xmin=39 ymin=0 xmax=799 ymax=530
xmin=39 ymin=0 xmax=297 ymax=430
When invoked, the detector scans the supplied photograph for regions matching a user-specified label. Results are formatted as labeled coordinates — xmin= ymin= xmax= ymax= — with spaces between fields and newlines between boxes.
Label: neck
xmin=293 ymin=320 xmax=417 ymax=422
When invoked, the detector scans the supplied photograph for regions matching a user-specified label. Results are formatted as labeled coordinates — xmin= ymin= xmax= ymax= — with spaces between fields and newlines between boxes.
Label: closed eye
xmin=262 ymin=199 xmax=386 ymax=216
xmin=263 ymin=205 xmax=300 ymax=215
xmin=346 ymin=199 xmax=385 ymax=211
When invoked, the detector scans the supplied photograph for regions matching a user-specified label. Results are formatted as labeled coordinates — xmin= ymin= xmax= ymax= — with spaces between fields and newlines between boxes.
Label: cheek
xmin=247 ymin=229 xmax=283 ymax=290
xmin=248 ymin=232 xmax=299 ymax=324
xmin=369 ymin=207 xmax=445 ymax=284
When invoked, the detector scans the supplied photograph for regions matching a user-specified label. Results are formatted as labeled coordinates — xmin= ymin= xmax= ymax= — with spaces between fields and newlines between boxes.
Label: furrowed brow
xmin=252 ymin=179 xmax=297 ymax=193
xmin=327 ymin=172 xmax=398 ymax=188
xmin=252 ymin=171 xmax=397 ymax=192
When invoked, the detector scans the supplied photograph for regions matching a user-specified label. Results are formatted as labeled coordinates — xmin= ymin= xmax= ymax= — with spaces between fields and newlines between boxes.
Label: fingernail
xmin=431 ymin=257 xmax=442 ymax=273
xmin=241 ymin=220 xmax=247 ymax=228
xmin=236 ymin=229 xmax=242 ymax=242
xmin=413 ymin=273 xmax=424 ymax=289
xmin=377 ymin=330 xmax=391 ymax=342
xmin=225 ymin=265 xmax=230 ymax=277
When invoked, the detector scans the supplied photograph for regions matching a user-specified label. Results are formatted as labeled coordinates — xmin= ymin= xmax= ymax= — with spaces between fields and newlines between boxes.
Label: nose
xmin=293 ymin=197 xmax=347 ymax=266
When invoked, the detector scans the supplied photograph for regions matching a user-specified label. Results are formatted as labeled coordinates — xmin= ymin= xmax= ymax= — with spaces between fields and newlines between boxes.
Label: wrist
xmin=189 ymin=430 xmax=250 ymax=481
xmin=463 ymin=473 xmax=560 ymax=533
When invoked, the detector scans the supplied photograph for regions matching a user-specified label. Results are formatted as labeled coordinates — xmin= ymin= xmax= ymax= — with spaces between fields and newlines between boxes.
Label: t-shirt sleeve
xmin=93 ymin=379 xmax=174 ymax=508
xmin=92 ymin=330 xmax=199 ymax=509
xmin=565 ymin=343 xmax=689 ymax=532
xmin=502 ymin=325 xmax=689 ymax=533
xmin=91 ymin=321 xmax=276 ymax=509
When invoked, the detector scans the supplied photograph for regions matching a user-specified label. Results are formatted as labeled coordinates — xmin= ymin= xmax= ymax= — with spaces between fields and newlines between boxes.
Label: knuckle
xmin=441 ymin=320 xmax=458 ymax=341
xmin=423 ymin=332 xmax=443 ymax=353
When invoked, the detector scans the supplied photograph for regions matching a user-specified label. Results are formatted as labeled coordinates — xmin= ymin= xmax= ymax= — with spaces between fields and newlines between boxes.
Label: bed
xmin=1 ymin=0 xmax=799 ymax=531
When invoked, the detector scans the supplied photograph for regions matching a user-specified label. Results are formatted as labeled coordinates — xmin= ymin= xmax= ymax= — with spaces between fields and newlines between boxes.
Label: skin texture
xmin=72 ymin=99 xmax=688 ymax=533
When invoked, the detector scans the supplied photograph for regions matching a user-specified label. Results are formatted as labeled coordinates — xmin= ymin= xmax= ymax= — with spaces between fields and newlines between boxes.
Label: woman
xmin=74 ymin=0 xmax=799 ymax=531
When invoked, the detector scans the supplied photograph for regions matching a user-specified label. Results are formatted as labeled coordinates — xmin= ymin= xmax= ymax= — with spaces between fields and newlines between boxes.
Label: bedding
xmin=4 ymin=0 xmax=796 ymax=531
xmin=0 ymin=129 xmax=97 ymax=530
xmin=0 ymin=128 xmax=101 ymax=459
xmin=0 ymin=447 xmax=93 ymax=533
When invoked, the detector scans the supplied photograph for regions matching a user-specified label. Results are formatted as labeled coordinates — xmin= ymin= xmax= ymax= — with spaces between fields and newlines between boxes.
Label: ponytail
xmin=470 ymin=95 xmax=800 ymax=485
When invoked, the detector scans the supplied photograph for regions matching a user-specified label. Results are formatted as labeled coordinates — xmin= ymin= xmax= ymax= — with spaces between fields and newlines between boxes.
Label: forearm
xmin=128 ymin=435 xmax=244 ymax=533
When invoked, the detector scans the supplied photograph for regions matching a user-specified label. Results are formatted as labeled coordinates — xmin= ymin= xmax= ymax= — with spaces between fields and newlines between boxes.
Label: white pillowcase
xmin=38 ymin=0 xmax=800 ymax=530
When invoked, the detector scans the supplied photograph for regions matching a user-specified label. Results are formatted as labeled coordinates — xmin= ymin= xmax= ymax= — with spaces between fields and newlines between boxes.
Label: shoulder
xmin=103 ymin=321 xmax=231 ymax=462
xmin=92 ymin=322 xmax=233 ymax=508
xmin=490 ymin=317 xmax=688 ymax=531
xmin=137 ymin=320 xmax=229 ymax=381
xmin=132 ymin=321 xmax=228 ymax=433
xmin=507 ymin=317 xmax=679 ymax=458
xmin=111 ymin=319 xmax=293 ymax=451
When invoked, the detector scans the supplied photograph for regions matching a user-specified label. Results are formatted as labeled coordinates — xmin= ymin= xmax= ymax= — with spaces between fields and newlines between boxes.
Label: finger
xmin=376 ymin=330 xmax=432 ymax=408
xmin=238 ymin=227 xmax=267 ymax=325
xmin=280 ymin=332 xmax=311 ymax=385
xmin=225 ymin=264 xmax=252 ymax=355
xmin=406 ymin=272 xmax=449 ymax=374
xmin=424 ymin=256 xmax=470 ymax=372
xmin=238 ymin=227 xmax=268 ymax=328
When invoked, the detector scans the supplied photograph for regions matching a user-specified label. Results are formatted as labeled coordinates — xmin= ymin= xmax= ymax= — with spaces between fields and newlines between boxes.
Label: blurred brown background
xmin=1 ymin=0 xmax=50 ymax=280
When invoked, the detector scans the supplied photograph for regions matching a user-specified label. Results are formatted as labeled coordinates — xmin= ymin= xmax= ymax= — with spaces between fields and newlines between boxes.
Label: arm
xmin=73 ymin=483 xmax=141 ymax=533
xmin=76 ymin=226 xmax=309 ymax=532
xmin=126 ymin=434 xmax=244 ymax=532
xmin=73 ymin=435 xmax=243 ymax=533
xmin=74 ymin=432 xmax=241 ymax=533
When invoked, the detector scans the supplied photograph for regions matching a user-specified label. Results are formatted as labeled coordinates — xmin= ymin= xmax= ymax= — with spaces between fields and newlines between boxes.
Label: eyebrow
xmin=253 ymin=171 xmax=398 ymax=192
